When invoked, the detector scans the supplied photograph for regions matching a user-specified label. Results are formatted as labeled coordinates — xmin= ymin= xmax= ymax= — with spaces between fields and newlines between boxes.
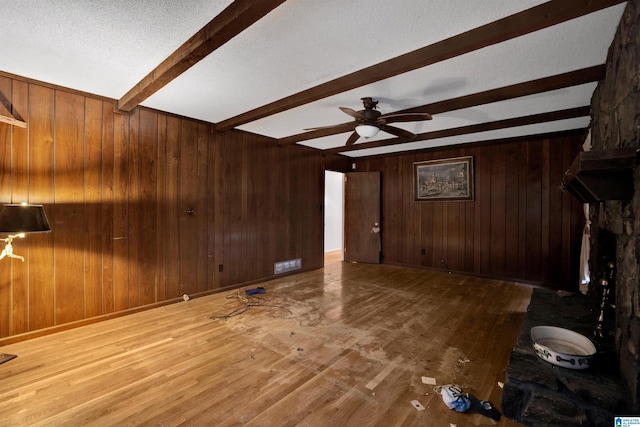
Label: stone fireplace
xmin=589 ymin=0 xmax=640 ymax=413
xmin=502 ymin=1 xmax=640 ymax=423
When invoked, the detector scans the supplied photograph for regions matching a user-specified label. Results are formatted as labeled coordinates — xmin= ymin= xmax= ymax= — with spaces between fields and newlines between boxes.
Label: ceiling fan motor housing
xmin=359 ymin=108 xmax=382 ymax=123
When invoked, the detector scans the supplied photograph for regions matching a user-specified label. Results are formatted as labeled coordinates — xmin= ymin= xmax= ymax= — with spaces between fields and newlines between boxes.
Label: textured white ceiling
xmin=1 ymin=0 xmax=233 ymax=97
xmin=142 ymin=0 xmax=548 ymax=122
xmin=0 ymin=0 xmax=628 ymax=158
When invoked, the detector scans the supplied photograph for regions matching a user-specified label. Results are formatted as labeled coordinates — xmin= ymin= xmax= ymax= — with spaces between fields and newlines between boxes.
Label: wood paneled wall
xmin=0 ymin=71 xmax=584 ymax=340
xmin=356 ymin=133 xmax=584 ymax=288
xmin=0 ymin=74 xmax=348 ymax=339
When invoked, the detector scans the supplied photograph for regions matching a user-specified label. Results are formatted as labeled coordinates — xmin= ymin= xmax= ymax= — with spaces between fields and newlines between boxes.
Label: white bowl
xmin=531 ymin=326 xmax=596 ymax=370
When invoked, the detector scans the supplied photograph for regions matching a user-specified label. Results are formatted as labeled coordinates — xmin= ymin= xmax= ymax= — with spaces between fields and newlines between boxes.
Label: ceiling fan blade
xmin=339 ymin=107 xmax=365 ymax=120
xmin=379 ymin=125 xmax=416 ymax=139
xmin=378 ymin=112 xmax=432 ymax=124
xmin=303 ymin=122 xmax=355 ymax=132
xmin=345 ymin=131 xmax=360 ymax=146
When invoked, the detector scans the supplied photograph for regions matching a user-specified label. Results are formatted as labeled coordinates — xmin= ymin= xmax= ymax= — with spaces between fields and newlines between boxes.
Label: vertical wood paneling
xmin=362 ymin=133 xmax=584 ymax=287
xmin=27 ymin=84 xmax=55 ymax=331
xmin=525 ymin=140 xmax=542 ymax=281
xmin=0 ymin=77 xmax=12 ymax=199
xmin=54 ymin=90 xmax=85 ymax=324
xmin=441 ymin=202 xmax=449 ymax=266
xmin=290 ymin=146 xmax=303 ymax=260
xmin=504 ymin=143 xmax=520 ymax=278
xmin=457 ymin=202 xmax=466 ymax=271
xmin=101 ymin=102 xmax=115 ymax=313
xmin=222 ymin=132 xmax=242 ymax=285
xmin=178 ymin=120 xmax=198 ymax=296
xmin=420 ymin=198 xmax=433 ymax=267
xmin=164 ymin=116 xmax=180 ymax=298
xmin=0 ymin=76 xmax=13 ymax=336
xmin=450 ymin=148 xmax=464 ymax=272
xmin=138 ymin=109 xmax=158 ymax=305
xmin=205 ymin=127 xmax=216 ymax=290
xmin=10 ymin=81 xmax=29 ymax=203
xmin=127 ymin=110 xmax=141 ymax=308
xmin=113 ymin=112 xmax=130 ymax=311
xmin=1 ymin=75 xmax=338 ymax=341
xmin=562 ymin=139 xmax=577 ymax=285
xmin=240 ymin=135 xmax=254 ymax=279
xmin=196 ymin=123 xmax=210 ymax=293
xmin=309 ymin=150 xmax=324 ymax=268
xmin=84 ymin=97 xmax=104 ymax=318
xmin=463 ymin=196 xmax=475 ymax=271
xmin=385 ymin=157 xmax=403 ymax=263
xmin=253 ymin=138 xmax=270 ymax=275
xmin=516 ymin=141 xmax=528 ymax=278
xmin=212 ymin=131 xmax=225 ymax=288
xmin=0 ymin=77 xmax=14 ymax=337
xmin=283 ymin=145 xmax=294 ymax=264
xmin=10 ymin=80 xmax=29 ymax=335
xmin=548 ymin=139 xmax=564 ymax=283
xmin=432 ymin=202 xmax=443 ymax=267
xmin=155 ymin=114 xmax=168 ymax=300
xmin=478 ymin=148 xmax=492 ymax=275
xmin=274 ymin=143 xmax=289 ymax=264
xmin=473 ymin=150 xmax=483 ymax=274
xmin=489 ymin=145 xmax=506 ymax=276
xmin=264 ymin=139 xmax=277 ymax=275
xmin=540 ymin=139 xmax=551 ymax=281
xmin=413 ymin=159 xmax=424 ymax=265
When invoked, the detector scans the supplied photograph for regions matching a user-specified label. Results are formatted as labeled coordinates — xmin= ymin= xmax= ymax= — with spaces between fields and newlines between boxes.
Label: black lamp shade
xmin=0 ymin=204 xmax=51 ymax=234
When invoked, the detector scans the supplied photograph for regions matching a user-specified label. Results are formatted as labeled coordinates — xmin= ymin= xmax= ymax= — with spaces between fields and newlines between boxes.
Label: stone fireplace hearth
xmin=502 ymin=288 xmax=626 ymax=426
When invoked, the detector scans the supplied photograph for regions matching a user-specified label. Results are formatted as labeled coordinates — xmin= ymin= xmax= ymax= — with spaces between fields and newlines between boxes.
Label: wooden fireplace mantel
xmin=562 ymin=148 xmax=638 ymax=203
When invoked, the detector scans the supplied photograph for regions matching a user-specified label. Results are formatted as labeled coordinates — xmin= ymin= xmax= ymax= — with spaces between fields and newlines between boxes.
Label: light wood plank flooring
xmin=0 ymin=252 xmax=531 ymax=426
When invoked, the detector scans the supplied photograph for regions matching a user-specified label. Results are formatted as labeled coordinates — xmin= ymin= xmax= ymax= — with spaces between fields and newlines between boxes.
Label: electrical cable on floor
xmin=210 ymin=289 xmax=293 ymax=320
xmin=440 ymin=259 xmax=452 ymax=274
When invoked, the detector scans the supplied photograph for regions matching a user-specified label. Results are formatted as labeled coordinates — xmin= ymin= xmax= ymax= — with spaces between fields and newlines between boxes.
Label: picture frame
xmin=413 ymin=156 xmax=474 ymax=201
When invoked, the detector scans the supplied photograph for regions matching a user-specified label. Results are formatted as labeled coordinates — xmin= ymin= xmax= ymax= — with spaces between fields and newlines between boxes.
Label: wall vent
xmin=274 ymin=258 xmax=301 ymax=274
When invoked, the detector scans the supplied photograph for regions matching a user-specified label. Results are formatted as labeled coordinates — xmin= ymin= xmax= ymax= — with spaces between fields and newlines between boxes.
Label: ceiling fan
xmin=305 ymin=97 xmax=432 ymax=145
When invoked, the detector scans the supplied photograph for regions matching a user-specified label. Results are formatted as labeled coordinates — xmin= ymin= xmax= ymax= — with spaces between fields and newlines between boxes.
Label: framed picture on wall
xmin=414 ymin=156 xmax=474 ymax=201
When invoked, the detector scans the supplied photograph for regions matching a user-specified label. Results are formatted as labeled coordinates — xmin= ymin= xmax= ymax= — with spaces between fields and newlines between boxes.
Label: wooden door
xmin=344 ymin=171 xmax=381 ymax=264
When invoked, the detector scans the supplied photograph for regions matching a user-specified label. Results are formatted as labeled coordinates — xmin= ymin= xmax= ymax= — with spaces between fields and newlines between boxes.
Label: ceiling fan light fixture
xmin=355 ymin=124 xmax=380 ymax=139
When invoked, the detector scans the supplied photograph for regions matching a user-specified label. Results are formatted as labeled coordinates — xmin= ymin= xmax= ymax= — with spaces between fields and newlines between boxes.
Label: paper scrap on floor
xmin=422 ymin=376 xmax=437 ymax=385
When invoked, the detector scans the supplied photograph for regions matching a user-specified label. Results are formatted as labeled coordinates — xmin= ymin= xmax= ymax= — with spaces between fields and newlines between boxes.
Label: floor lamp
xmin=0 ymin=203 xmax=51 ymax=364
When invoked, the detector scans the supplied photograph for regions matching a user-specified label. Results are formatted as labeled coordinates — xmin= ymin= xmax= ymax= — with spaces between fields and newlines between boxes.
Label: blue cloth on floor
xmin=439 ymin=385 xmax=471 ymax=413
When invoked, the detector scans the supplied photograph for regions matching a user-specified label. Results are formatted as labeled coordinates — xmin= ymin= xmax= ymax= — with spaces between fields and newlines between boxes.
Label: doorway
xmin=324 ymin=170 xmax=344 ymax=263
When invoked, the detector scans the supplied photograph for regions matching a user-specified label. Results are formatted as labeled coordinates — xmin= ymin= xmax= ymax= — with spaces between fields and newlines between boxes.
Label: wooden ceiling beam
xmin=395 ymin=65 xmax=604 ymax=116
xmin=117 ymin=0 xmax=287 ymax=112
xmin=278 ymin=66 xmax=604 ymax=146
xmin=325 ymin=106 xmax=591 ymax=155
xmin=217 ymin=0 xmax=623 ymax=131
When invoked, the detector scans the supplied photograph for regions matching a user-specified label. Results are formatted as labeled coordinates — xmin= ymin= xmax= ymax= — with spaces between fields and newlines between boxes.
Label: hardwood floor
xmin=0 ymin=252 xmax=531 ymax=426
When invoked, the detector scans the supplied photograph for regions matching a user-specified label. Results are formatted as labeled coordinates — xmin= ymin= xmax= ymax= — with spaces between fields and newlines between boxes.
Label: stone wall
xmin=589 ymin=0 xmax=640 ymax=412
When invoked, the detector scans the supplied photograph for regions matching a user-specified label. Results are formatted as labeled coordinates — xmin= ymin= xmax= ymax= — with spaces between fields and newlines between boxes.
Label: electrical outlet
xmin=218 ymin=264 xmax=223 ymax=272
